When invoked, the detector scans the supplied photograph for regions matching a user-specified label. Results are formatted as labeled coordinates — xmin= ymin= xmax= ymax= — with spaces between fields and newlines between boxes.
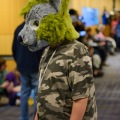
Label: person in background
xmin=12 ymin=22 xmax=44 ymax=120
xmin=0 ymin=57 xmax=8 ymax=105
xmin=111 ymin=16 xmax=118 ymax=37
xmin=95 ymin=24 xmax=116 ymax=54
xmin=69 ymin=9 xmax=86 ymax=42
xmin=116 ymin=14 xmax=120 ymax=50
xmin=102 ymin=8 xmax=110 ymax=25
xmin=0 ymin=57 xmax=7 ymax=94
xmin=85 ymin=28 xmax=104 ymax=77
xmin=94 ymin=24 xmax=107 ymax=41
xmin=1 ymin=70 xmax=20 ymax=106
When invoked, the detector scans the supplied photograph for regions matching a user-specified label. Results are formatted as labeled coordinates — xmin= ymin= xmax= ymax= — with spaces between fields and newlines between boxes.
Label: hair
xmin=0 ymin=57 xmax=6 ymax=67
xmin=98 ymin=24 xmax=105 ymax=31
xmin=69 ymin=9 xmax=78 ymax=16
xmin=20 ymin=0 xmax=79 ymax=45
xmin=86 ymin=28 xmax=92 ymax=33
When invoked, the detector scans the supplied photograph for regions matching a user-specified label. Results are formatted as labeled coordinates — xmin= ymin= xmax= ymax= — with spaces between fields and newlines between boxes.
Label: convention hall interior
xmin=0 ymin=0 xmax=120 ymax=120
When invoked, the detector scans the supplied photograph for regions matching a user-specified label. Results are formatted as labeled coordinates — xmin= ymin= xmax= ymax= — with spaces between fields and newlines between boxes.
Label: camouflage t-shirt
xmin=37 ymin=40 xmax=97 ymax=120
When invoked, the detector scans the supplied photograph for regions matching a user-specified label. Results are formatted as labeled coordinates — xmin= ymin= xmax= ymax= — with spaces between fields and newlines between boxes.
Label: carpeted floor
xmin=0 ymin=53 xmax=120 ymax=120
xmin=95 ymin=52 xmax=120 ymax=120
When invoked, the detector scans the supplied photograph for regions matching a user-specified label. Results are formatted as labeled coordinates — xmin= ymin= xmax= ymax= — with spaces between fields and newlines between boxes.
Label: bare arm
xmin=12 ymin=86 xmax=21 ymax=92
xmin=34 ymin=113 xmax=38 ymax=120
xmin=70 ymin=97 xmax=88 ymax=120
xmin=1 ymin=81 xmax=9 ymax=88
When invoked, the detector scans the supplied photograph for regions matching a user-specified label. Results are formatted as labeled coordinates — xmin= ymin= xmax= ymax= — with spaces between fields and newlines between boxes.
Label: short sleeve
xmin=68 ymin=46 xmax=93 ymax=101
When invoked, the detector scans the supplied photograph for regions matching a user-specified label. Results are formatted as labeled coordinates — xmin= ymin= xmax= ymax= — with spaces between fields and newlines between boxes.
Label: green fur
xmin=36 ymin=14 xmax=67 ymax=45
xmin=21 ymin=0 xmax=79 ymax=45
xmin=36 ymin=13 xmax=79 ymax=45
xmin=59 ymin=0 xmax=69 ymax=15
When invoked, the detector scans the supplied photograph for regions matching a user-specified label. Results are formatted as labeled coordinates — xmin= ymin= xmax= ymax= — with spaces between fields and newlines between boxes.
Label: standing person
xmin=116 ymin=15 xmax=120 ymax=50
xmin=12 ymin=22 xmax=44 ymax=120
xmin=102 ymin=8 xmax=110 ymax=25
xmin=111 ymin=16 xmax=118 ymax=37
xmin=19 ymin=0 xmax=97 ymax=120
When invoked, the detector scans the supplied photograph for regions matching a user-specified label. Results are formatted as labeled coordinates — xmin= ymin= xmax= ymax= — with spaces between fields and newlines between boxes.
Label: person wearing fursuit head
xmin=19 ymin=0 xmax=97 ymax=120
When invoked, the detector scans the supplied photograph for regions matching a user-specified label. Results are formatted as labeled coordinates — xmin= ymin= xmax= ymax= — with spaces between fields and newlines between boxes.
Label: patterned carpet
xmin=0 ymin=53 xmax=120 ymax=120
xmin=95 ymin=52 xmax=120 ymax=120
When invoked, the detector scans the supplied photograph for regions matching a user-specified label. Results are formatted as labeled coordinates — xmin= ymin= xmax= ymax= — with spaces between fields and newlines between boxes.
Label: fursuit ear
xmin=51 ymin=0 xmax=62 ymax=11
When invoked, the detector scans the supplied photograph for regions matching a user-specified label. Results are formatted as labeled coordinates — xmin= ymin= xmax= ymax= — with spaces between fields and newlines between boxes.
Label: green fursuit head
xmin=19 ymin=0 xmax=79 ymax=49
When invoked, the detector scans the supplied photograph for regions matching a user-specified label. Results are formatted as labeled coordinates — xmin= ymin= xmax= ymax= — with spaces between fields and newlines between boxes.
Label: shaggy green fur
xmin=59 ymin=0 xmax=69 ymax=15
xmin=36 ymin=14 xmax=67 ymax=45
xmin=36 ymin=13 xmax=79 ymax=45
xmin=21 ymin=0 xmax=79 ymax=45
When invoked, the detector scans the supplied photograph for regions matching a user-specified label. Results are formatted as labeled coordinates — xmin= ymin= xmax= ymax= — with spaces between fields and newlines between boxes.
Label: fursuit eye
xmin=33 ymin=20 xmax=39 ymax=27
xmin=29 ymin=20 xmax=39 ymax=30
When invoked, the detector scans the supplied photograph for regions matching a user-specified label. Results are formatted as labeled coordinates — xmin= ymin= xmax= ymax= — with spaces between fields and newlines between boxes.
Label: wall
xmin=6 ymin=60 xmax=16 ymax=72
xmin=69 ymin=0 xmax=113 ymax=21
xmin=69 ymin=0 xmax=115 ymax=35
xmin=116 ymin=0 xmax=120 ymax=11
xmin=0 ymin=0 xmax=27 ymax=55
xmin=0 ymin=0 xmax=27 ymax=71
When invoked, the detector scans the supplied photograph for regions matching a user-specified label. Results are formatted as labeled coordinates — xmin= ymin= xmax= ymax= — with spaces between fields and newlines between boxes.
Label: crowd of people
xmin=69 ymin=9 xmax=120 ymax=77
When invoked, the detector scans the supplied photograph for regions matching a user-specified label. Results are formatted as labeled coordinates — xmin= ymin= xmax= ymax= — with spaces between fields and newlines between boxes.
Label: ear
xmin=51 ymin=0 xmax=62 ymax=11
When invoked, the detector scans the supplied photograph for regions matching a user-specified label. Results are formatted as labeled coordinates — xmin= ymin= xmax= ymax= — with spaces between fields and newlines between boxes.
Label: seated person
xmin=1 ymin=70 xmax=20 ymax=106
xmin=0 ymin=58 xmax=7 ymax=93
xmin=94 ymin=24 xmax=115 ymax=54
xmin=0 ymin=57 xmax=8 ymax=105
xmin=94 ymin=26 xmax=109 ymax=65
xmin=85 ymin=28 xmax=104 ymax=77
